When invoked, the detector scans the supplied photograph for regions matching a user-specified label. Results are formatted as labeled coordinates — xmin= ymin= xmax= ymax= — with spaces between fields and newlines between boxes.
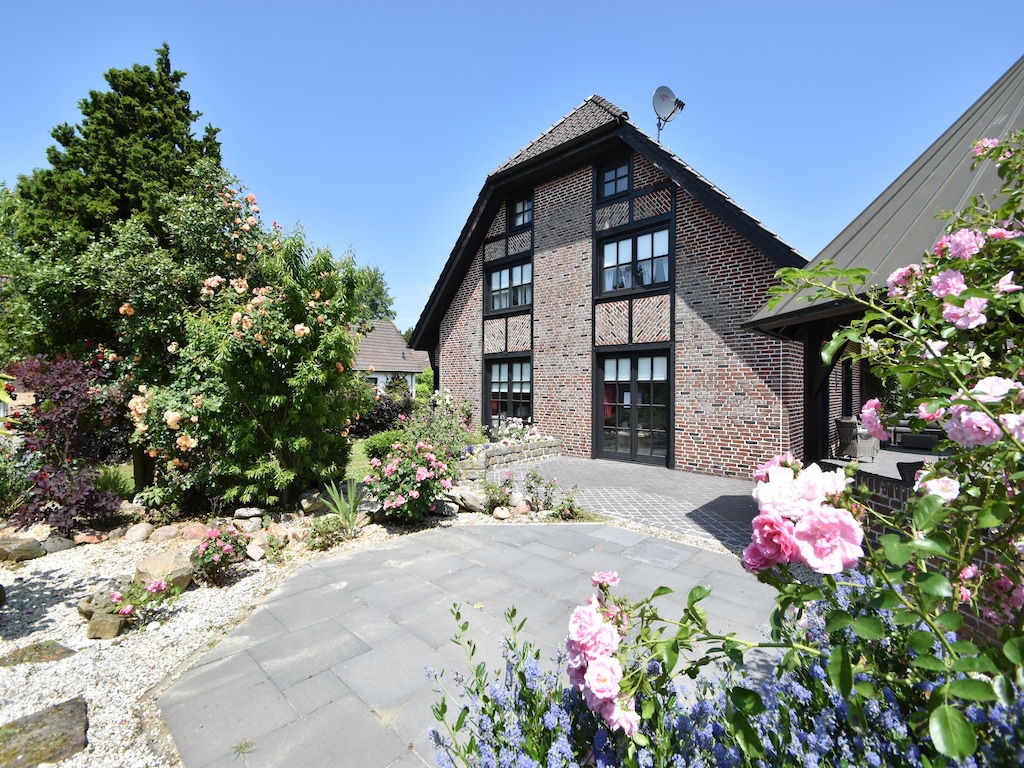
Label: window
xmin=511 ymin=195 xmax=533 ymax=228
xmin=599 ymin=160 xmax=630 ymax=200
xmin=600 ymin=228 xmax=670 ymax=293
xmin=488 ymin=261 xmax=533 ymax=311
xmin=489 ymin=359 xmax=531 ymax=428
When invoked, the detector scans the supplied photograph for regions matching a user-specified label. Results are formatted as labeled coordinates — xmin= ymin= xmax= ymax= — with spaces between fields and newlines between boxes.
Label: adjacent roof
xmin=747 ymin=54 xmax=1024 ymax=338
xmin=411 ymin=95 xmax=806 ymax=352
xmin=353 ymin=321 xmax=429 ymax=374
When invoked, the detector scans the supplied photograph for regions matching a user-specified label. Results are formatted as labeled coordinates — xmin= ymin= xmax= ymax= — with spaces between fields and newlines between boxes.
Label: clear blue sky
xmin=2 ymin=2 xmax=1019 ymax=335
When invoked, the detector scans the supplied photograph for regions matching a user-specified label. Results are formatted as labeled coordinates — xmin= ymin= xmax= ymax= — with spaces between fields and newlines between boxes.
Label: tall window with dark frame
xmin=488 ymin=262 xmax=533 ymax=311
xmin=488 ymin=359 xmax=531 ymax=428
xmin=600 ymin=228 xmax=670 ymax=293
xmin=511 ymin=195 xmax=533 ymax=228
xmin=600 ymin=160 xmax=630 ymax=200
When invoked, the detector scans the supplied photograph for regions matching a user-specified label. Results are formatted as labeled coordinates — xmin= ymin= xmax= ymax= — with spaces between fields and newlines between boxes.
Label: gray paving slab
xmin=159 ymin=457 xmax=786 ymax=768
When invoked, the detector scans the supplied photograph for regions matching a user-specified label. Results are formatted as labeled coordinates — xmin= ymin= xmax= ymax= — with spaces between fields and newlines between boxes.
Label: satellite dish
xmin=653 ymin=85 xmax=685 ymax=142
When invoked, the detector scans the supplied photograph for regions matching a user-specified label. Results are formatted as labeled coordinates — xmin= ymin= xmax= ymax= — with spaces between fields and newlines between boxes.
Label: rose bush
xmin=363 ymin=439 xmax=455 ymax=520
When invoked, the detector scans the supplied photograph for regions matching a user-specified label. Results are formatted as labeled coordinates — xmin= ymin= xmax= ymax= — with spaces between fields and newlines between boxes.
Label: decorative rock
xmin=448 ymin=486 xmax=487 ymax=514
xmin=86 ymin=612 xmax=127 ymax=639
xmin=299 ymin=491 xmax=327 ymax=515
xmin=77 ymin=580 xmax=127 ymax=620
xmin=235 ymin=517 xmax=263 ymax=534
xmin=42 ymin=535 xmax=77 ymax=554
xmin=149 ymin=525 xmax=180 ymax=543
xmin=134 ymin=550 xmax=193 ymax=590
xmin=492 ymin=507 xmax=511 ymax=520
xmin=0 ymin=537 xmax=45 ymax=562
xmin=107 ymin=525 xmax=128 ymax=541
xmin=508 ymin=491 xmax=525 ymax=507
xmin=120 ymin=500 xmax=146 ymax=518
xmin=0 ymin=696 xmax=89 ymax=766
xmin=72 ymin=529 xmax=108 ymax=545
xmin=180 ymin=522 xmax=210 ymax=540
xmin=233 ymin=506 xmax=265 ymax=520
xmin=246 ymin=542 xmax=265 ymax=561
xmin=513 ymin=500 xmax=531 ymax=516
xmin=280 ymin=511 xmax=304 ymax=523
xmin=123 ymin=522 xmax=155 ymax=542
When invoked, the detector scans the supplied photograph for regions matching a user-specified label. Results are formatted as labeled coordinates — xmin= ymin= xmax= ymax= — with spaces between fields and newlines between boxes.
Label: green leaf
xmin=641 ymin=698 xmax=656 ymax=719
xmin=949 ymin=679 xmax=998 ymax=702
xmin=868 ymin=591 xmax=902 ymax=611
xmin=652 ymin=586 xmax=673 ymax=599
xmin=728 ymin=710 xmax=766 ymax=759
xmin=891 ymin=609 xmax=922 ymax=626
xmin=686 ymin=585 xmax=711 ymax=606
xmin=908 ymin=536 xmax=951 ymax=557
xmin=951 ymin=655 xmax=999 ymax=674
xmin=913 ymin=494 xmax=951 ymax=531
xmin=880 ymin=535 xmax=914 ymax=567
xmin=915 ymin=572 xmax=953 ymax=597
xmin=828 ymin=645 xmax=853 ymax=697
xmin=935 ymin=611 xmax=964 ymax=632
xmin=1004 ymin=637 xmax=1024 ymax=665
xmin=660 ymin=639 xmax=680 ymax=676
xmin=824 ymin=610 xmax=853 ymax=633
xmin=976 ymin=501 xmax=1011 ymax=528
xmin=455 ymin=706 xmax=467 ymax=731
xmin=908 ymin=631 xmax=935 ymax=654
xmin=851 ymin=617 xmax=886 ymax=640
xmin=929 ymin=705 xmax=976 ymax=760
xmin=911 ymin=654 xmax=947 ymax=672
xmin=729 ymin=686 xmax=767 ymax=716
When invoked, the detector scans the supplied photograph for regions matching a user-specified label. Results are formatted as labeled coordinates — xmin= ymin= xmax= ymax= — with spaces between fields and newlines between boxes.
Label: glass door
xmin=599 ymin=354 xmax=669 ymax=464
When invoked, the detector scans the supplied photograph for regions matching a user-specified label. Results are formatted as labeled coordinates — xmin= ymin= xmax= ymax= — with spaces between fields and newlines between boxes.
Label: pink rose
xmin=212 ymin=553 xmax=221 ymax=563
xmin=415 ymin=467 xmax=429 ymax=482
xmin=591 ymin=571 xmax=620 ymax=587
xmin=568 ymin=604 xmax=602 ymax=645
xmin=583 ymin=655 xmax=622 ymax=703
xmin=118 ymin=604 xmax=135 ymax=616
xmin=987 ymin=228 xmax=1023 ymax=240
xmin=920 ymin=340 xmax=948 ymax=360
xmin=792 ymin=505 xmax=864 ymax=574
xmin=582 ymin=622 xmax=620 ymax=660
xmin=917 ymin=476 xmax=960 ymax=501
xmin=947 ymin=228 xmax=985 ymax=260
xmin=917 ymin=402 xmax=946 ymax=422
xmin=601 ymin=698 xmax=640 ymax=736
xmin=970 ymin=376 xmax=1022 ymax=403
xmin=995 ymin=271 xmax=1022 ymax=293
xmin=753 ymin=452 xmax=801 ymax=483
xmin=960 ymin=564 xmax=980 ymax=581
xmin=747 ymin=510 xmax=799 ymax=568
xmin=110 ymin=591 xmax=124 ymax=603
xmin=943 ymin=297 xmax=988 ymax=330
xmin=886 ymin=264 xmax=922 ymax=298
xmin=742 ymin=541 xmax=776 ymax=572
xmin=861 ymin=398 xmax=889 ymax=442
xmin=999 ymin=413 xmax=1024 ymax=442
xmin=145 ymin=580 xmax=168 ymax=593
xmin=943 ymin=404 xmax=1003 ymax=448
xmin=929 ymin=269 xmax=966 ymax=298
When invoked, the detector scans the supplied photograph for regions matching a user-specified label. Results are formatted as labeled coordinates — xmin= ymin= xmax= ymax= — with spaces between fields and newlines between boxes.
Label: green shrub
xmin=362 ymin=429 xmax=405 ymax=462
xmin=306 ymin=513 xmax=349 ymax=551
xmin=95 ymin=464 xmax=135 ymax=500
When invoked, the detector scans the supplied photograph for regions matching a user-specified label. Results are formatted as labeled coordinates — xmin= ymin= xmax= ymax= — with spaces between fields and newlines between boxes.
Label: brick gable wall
xmin=437 ymin=247 xmax=484 ymax=424
xmin=673 ymin=191 xmax=804 ymax=476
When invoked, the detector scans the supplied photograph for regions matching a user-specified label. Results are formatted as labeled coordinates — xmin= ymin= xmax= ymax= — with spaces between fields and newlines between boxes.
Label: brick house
xmin=353 ymin=321 xmax=429 ymax=395
xmin=411 ymin=95 xmax=806 ymax=477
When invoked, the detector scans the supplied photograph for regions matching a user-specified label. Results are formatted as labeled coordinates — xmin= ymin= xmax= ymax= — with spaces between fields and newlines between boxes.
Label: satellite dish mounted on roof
xmin=653 ymin=85 xmax=685 ymax=143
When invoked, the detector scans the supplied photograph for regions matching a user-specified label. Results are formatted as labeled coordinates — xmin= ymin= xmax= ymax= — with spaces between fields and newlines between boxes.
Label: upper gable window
xmin=510 ymin=195 xmax=533 ymax=229
xmin=488 ymin=261 xmax=533 ymax=312
xmin=599 ymin=159 xmax=630 ymax=200
xmin=600 ymin=227 xmax=670 ymax=294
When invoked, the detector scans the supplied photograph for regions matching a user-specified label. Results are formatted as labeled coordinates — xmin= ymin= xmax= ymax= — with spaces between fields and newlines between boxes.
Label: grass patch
xmin=345 ymin=439 xmax=371 ymax=484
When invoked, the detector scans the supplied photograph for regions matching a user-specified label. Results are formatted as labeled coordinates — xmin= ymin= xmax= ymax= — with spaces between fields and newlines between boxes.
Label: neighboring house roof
xmin=353 ymin=321 xmax=429 ymax=374
xmin=747 ymin=54 xmax=1024 ymax=339
xmin=411 ymin=95 xmax=806 ymax=352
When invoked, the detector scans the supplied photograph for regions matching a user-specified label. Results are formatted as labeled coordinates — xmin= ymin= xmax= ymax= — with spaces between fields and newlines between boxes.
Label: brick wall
xmin=437 ymin=247 xmax=484 ymax=424
xmin=532 ymin=166 xmax=594 ymax=456
xmin=673 ymin=191 xmax=804 ymax=476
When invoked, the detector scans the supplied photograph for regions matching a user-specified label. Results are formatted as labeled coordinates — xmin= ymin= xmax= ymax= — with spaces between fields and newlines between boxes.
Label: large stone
xmin=508 ymin=491 xmax=525 ymax=507
xmin=148 ymin=525 xmax=180 ymax=543
xmin=246 ymin=542 xmax=265 ymax=561
xmin=120 ymin=499 xmax=146 ymax=519
xmin=42 ymin=536 xmax=76 ymax=554
xmin=233 ymin=506 xmax=265 ymax=520
xmin=123 ymin=522 xmax=155 ymax=542
xmin=492 ymin=507 xmax=511 ymax=520
xmin=72 ymin=529 xmax=108 ymax=545
xmin=0 ymin=537 xmax=45 ymax=562
xmin=299 ymin=491 xmax=327 ymax=515
xmin=134 ymin=550 xmax=193 ymax=590
xmin=235 ymin=517 xmax=263 ymax=534
xmin=0 ymin=696 xmax=88 ymax=767
xmin=448 ymin=486 xmax=487 ymax=514
xmin=86 ymin=612 xmax=126 ymax=639
xmin=179 ymin=522 xmax=210 ymax=540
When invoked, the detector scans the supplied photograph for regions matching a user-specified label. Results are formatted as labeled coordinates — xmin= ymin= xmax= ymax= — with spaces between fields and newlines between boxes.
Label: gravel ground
xmin=0 ymin=509 xmax=728 ymax=768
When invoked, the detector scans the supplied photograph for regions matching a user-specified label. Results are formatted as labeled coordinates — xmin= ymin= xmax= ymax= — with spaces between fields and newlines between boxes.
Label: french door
xmin=599 ymin=353 xmax=670 ymax=464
